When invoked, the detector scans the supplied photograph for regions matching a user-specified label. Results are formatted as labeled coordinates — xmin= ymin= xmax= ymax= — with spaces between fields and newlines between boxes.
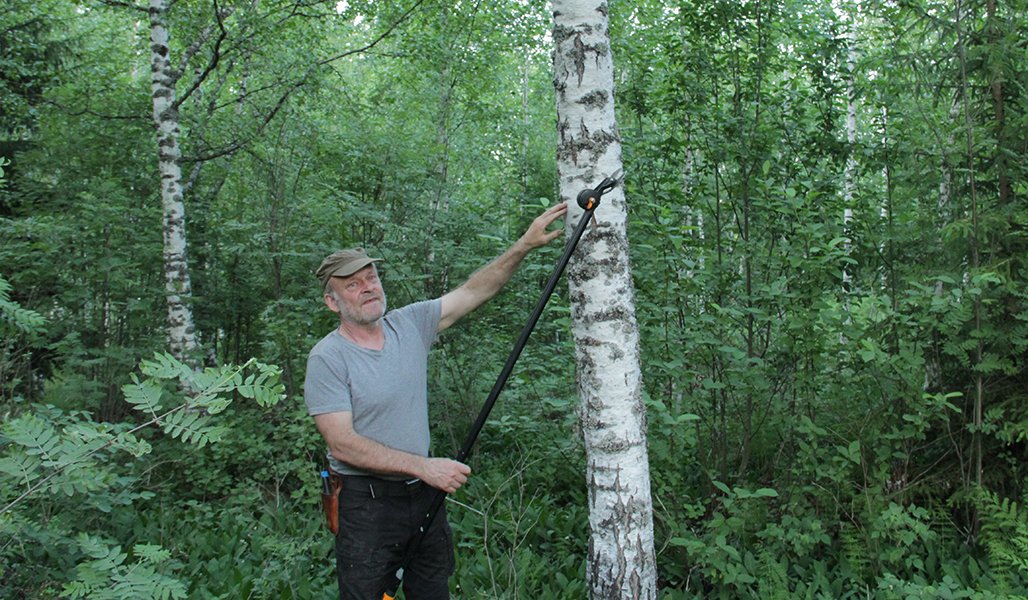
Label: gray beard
xmin=341 ymin=292 xmax=387 ymax=325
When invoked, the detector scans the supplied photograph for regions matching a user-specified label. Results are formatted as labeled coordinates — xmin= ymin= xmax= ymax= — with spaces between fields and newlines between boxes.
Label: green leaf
xmin=4 ymin=414 xmax=60 ymax=463
xmin=139 ymin=352 xmax=193 ymax=381
xmin=122 ymin=376 xmax=165 ymax=416
xmin=847 ymin=440 xmax=861 ymax=465
xmin=113 ymin=432 xmax=152 ymax=457
xmin=161 ymin=411 xmax=224 ymax=447
xmin=133 ymin=543 xmax=172 ymax=564
xmin=0 ymin=453 xmax=42 ymax=483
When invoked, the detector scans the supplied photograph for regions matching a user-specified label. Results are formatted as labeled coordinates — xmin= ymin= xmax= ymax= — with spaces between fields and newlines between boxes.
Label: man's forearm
xmin=462 ymin=239 xmax=531 ymax=301
xmin=438 ymin=202 xmax=567 ymax=331
xmin=329 ymin=429 xmax=428 ymax=479
xmin=326 ymin=428 xmax=470 ymax=492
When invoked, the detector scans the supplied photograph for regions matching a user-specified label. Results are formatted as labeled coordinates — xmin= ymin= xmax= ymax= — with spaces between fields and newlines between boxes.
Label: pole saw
xmin=381 ymin=173 xmax=621 ymax=600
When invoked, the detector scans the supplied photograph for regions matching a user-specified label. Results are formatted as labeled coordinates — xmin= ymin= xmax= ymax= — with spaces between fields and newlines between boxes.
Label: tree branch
xmin=96 ymin=0 xmax=148 ymax=13
xmin=42 ymin=98 xmax=148 ymax=122
xmin=317 ymin=0 xmax=427 ymax=67
xmin=173 ymin=0 xmax=232 ymax=110
xmin=182 ymin=0 xmax=427 ymax=164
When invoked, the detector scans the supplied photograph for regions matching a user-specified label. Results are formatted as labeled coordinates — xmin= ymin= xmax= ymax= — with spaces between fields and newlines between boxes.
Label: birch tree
xmin=110 ymin=0 xmax=423 ymax=363
xmin=149 ymin=0 xmax=199 ymax=362
xmin=551 ymin=2 xmax=656 ymax=598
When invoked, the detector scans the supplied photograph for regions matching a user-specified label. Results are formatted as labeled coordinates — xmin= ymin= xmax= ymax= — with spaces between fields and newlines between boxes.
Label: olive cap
xmin=316 ymin=248 xmax=382 ymax=289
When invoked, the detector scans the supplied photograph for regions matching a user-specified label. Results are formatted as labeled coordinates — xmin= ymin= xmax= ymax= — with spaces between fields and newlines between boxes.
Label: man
xmin=304 ymin=202 xmax=568 ymax=599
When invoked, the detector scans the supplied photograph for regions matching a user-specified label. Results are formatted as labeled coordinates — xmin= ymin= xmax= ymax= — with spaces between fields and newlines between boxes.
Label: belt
xmin=341 ymin=475 xmax=424 ymax=498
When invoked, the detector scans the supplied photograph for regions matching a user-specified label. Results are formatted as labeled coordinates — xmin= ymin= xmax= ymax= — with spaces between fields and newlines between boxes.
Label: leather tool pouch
xmin=322 ymin=472 xmax=343 ymax=535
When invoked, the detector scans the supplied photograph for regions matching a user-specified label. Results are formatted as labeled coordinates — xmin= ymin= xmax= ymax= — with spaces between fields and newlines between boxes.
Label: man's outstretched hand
xmin=518 ymin=202 xmax=568 ymax=251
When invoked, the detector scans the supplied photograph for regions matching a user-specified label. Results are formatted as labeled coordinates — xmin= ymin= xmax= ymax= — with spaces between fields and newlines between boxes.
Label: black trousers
xmin=335 ymin=477 xmax=454 ymax=600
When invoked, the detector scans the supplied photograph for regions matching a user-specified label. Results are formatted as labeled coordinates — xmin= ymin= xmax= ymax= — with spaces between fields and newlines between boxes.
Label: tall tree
xmin=551 ymin=1 xmax=656 ymax=598
xmin=148 ymin=0 xmax=200 ymax=362
xmin=97 ymin=0 xmax=425 ymax=363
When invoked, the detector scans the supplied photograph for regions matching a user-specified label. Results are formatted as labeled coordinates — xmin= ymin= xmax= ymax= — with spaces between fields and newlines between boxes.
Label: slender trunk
xmin=954 ymin=0 xmax=983 ymax=493
xmin=955 ymin=0 xmax=984 ymax=495
xmin=149 ymin=0 xmax=198 ymax=363
xmin=843 ymin=26 xmax=857 ymax=294
xmin=521 ymin=52 xmax=531 ymax=202
xmin=425 ymin=30 xmax=454 ymax=297
xmin=682 ymin=140 xmax=704 ymax=279
xmin=986 ymin=0 xmax=1010 ymax=205
xmin=927 ymin=95 xmax=959 ymax=392
xmin=552 ymin=1 xmax=656 ymax=597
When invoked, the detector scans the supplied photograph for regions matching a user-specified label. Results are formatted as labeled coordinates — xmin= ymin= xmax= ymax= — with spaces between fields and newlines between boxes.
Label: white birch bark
xmin=842 ymin=27 xmax=857 ymax=291
xmin=552 ymin=2 xmax=656 ymax=598
xmin=149 ymin=0 xmax=199 ymax=361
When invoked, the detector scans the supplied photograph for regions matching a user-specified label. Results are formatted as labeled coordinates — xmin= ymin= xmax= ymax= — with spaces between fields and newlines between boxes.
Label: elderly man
xmin=304 ymin=202 xmax=567 ymax=600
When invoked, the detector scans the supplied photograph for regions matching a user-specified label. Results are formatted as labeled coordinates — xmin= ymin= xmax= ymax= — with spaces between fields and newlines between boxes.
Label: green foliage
xmin=0 ymin=275 xmax=45 ymax=335
xmin=448 ymin=388 xmax=589 ymax=600
xmin=62 ymin=535 xmax=188 ymax=600
xmin=0 ymin=0 xmax=1025 ymax=596
xmin=975 ymin=488 xmax=1028 ymax=591
xmin=0 ymin=0 xmax=73 ymax=139
xmin=0 ymin=353 xmax=284 ymax=597
xmin=0 ymin=354 xmax=285 ymax=513
xmin=0 ymin=273 xmax=47 ymax=403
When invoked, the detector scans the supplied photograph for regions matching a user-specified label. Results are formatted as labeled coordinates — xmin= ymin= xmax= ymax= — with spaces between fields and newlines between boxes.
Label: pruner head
xmin=576 ymin=169 xmax=623 ymax=210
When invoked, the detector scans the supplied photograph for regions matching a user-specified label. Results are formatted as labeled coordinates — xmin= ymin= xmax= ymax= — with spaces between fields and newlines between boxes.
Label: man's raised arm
xmin=438 ymin=202 xmax=567 ymax=332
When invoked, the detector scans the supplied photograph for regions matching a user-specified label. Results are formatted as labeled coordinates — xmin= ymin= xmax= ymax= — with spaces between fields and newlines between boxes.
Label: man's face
xmin=325 ymin=265 xmax=387 ymax=325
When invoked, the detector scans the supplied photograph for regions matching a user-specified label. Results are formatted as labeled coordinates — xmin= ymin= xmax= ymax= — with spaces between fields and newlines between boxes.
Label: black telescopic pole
xmin=381 ymin=176 xmax=618 ymax=600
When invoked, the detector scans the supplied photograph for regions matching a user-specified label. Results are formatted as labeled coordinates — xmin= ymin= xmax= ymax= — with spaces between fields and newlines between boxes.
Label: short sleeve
xmin=304 ymin=351 xmax=351 ymax=416
xmin=398 ymin=299 xmax=441 ymax=350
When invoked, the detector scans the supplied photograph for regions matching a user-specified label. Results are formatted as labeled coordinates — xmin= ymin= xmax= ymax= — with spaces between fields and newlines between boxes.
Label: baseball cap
xmin=316 ymin=247 xmax=382 ymax=289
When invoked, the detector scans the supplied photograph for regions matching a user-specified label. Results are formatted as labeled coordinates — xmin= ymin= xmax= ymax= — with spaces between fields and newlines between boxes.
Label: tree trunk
xmin=149 ymin=0 xmax=199 ymax=363
xmin=551 ymin=2 xmax=657 ymax=598
xmin=985 ymin=0 xmax=1011 ymax=205
xmin=843 ymin=24 xmax=857 ymax=294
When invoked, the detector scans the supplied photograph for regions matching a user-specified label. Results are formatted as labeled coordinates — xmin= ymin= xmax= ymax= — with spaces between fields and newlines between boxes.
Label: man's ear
xmin=323 ymin=291 xmax=340 ymax=313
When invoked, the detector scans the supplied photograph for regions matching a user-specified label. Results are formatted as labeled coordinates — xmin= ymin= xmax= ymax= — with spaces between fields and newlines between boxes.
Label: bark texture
xmin=149 ymin=0 xmax=198 ymax=361
xmin=552 ymin=2 xmax=657 ymax=598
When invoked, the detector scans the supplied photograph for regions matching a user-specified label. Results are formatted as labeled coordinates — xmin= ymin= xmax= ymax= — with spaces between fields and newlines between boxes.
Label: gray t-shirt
xmin=304 ymin=299 xmax=441 ymax=476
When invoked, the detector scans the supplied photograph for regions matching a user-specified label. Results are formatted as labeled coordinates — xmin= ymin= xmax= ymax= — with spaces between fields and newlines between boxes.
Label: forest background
xmin=1 ymin=0 xmax=1026 ymax=598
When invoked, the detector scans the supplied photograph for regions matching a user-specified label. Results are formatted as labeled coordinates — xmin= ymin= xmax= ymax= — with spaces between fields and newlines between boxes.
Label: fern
xmin=755 ymin=548 xmax=791 ymax=598
xmin=975 ymin=488 xmax=1028 ymax=583
xmin=0 ymin=275 xmax=46 ymax=335
xmin=839 ymin=520 xmax=873 ymax=581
